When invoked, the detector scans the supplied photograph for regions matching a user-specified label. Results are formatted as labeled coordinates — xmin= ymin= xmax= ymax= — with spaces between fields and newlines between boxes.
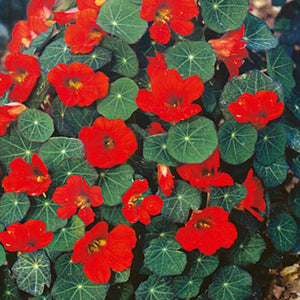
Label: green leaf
xmin=210 ymin=184 xmax=248 ymax=213
xmin=101 ymin=36 xmax=139 ymax=78
xmin=100 ymin=205 xmax=130 ymax=226
xmin=165 ymin=41 xmax=216 ymax=82
xmin=253 ymin=156 xmax=288 ymax=188
xmin=38 ymin=137 xmax=84 ymax=171
xmin=115 ymin=268 xmax=131 ymax=283
xmin=97 ymin=0 xmax=147 ymax=44
xmin=52 ymin=158 xmax=98 ymax=186
xmin=289 ymin=186 xmax=300 ymax=219
xmin=143 ymin=133 xmax=180 ymax=167
xmin=135 ymin=275 xmax=175 ymax=300
xmin=39 ymin=38 xmax=72 ymax=72
xmin=97 ymin=78 xmax=138 ymax=120
xmin=208 ymin=265 xmax=252 ymax=300
xmin=30 ymin=25 xmax=55 ymax=50
xmin=243 ymin=13 xmax=279 ymax=51
xmin=71 ymin=47 xmax=112 ymax=70
xmin=47 ymin=216 xmax=85 ymax=252
xmin=52 ymin=272 xmax=109 ymax=300
xmin=255 ymin=124 xmax=286 ymax=165
xmin=18 ymin=109 xmax=54 ymax=142
xmin=0 ymin=245 xmax=5 ymax=266
xmin=98 ymin=164 xmax=134 ymax=206
xmin=144 ymin=239 xmax=187 ymax=276
xmin=167 ymin=117 xmax=218 ymax=164
xmin=172 ymin=275 xmax=203 ymax=299
xmin=218 ymin=120 xmax=258 ymax=165
xmin=281 ymin=118 xmax=300 ymax=153
xmin=30 ymin=195 xmax=67 ymax=232
xmin=0 ymin=192 xmax=30 ymax=226
xmin=158 ymin=180 xmax=202 ymax=223
xmin=219 ymin=70 xmax=284 ymax=119
xmin=12 ymin=251 xmax=51 ymax=296
xmin=54 ymin=253 xmax=83 ymax=277
xmin=0 ymin=266 xmax=20 ymax=300
xmin=189 ymin=252 xmax=219 ymax=279
xmin=269 ymin=213 xmax=297 ymax=252
xmin=267 ymin=45 xmax=295 ymax=93
xmin=201 ymin=0 xmax=249 ymax=33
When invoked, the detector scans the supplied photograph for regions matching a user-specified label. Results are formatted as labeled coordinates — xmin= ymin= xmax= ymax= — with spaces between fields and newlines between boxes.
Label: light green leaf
xmin=0 ymin=245 xmax=5 ymax=266
xmin=54 ymin=253 xmax=83 ymax=277
xmin=115 ymin=268 xmax=131 ymax=283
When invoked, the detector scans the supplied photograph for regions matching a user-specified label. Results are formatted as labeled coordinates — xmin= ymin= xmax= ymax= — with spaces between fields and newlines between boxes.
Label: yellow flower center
xmin=88 ymin=238 xmax=107 ymax=253
xmin=128 ymin=193 xmax=143 ymax=208
xmin=76 ymin=195 xmax=90 ymax=208
xmin=156 ymin=8 xmax=172 ymax=24
xmin=10 ymin=71 xmax=29 ymax=83
xmin=69 ymin=79 xmax=83 ymax=90
xmin=194 ymin=220 xmax=211 ymax=229
xmin=103 ymin=136 xmax=115 ymax=150
xmin=95 ymin=0 xmax=106 ymax=6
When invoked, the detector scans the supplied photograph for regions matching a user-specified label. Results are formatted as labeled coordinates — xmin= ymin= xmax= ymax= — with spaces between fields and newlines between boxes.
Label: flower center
xmin=201 ymin=168 xmax=214 ymax=177
xmin=10 ymin=71 xmax=29 ymax=83
xmin=68 ymin=79 xmax=83 ymax=90
xmin=89 ymin=30 xmax=103 ymax=40
xmin=36 ymin=176 xmax=47 ymax=182
xmin=88 ymin=238 xmax=107 ymax=253
xmin=156 ymin=8 xmax=172 ymax=23
xmin=194 ymin=220 xmax=211 ymax=229
xmin=167 ymin=95 xmax=182 ymax=108
xmin=76 ymin=195 xmax=90 ymax=208
xmin=257 ymin=111 xmax=267 ymax=118
xmin=95 ymin=0 xmax=106 ymax=6
xmin=128 ymin=193 xmax=144 ymax=208
xmin=103 ymin=136 xmax=115 ymax=149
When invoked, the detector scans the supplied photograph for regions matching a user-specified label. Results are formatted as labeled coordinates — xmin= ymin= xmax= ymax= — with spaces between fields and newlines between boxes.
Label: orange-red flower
xmin=122 ymin=179 xmax=163 ymax=225
xmin=79 ymin=117 xmax=138 ymax=168
xmin=177 ymin=149 xmax=233 ymax=192
xmin=209 ymin=25 xmax=248 ymax=81
xmin=48 ymin=62 xmax=109 ymax=107
xmin=65 ymin=9 xmax=106 ymax=54
xmin=27 ymin=0 xmax=55 ymax=21
xmin=147 ymin=51 xmax=167 ymax=78
xmin=2 ymin=153 xmax=51 ymax=196
xmin=235 ymin=169 xmax=266 ymax=221
xmin=53 ymin=7 xmax=80 ymax=25
xmin=72 ymin=221 xmax=136 ymax=283
xmin=157 ymin=164 xmax=174 ymax=196
xmin=0 ymin=220 xmax=53 ymax=253
xmin=176 ymin=207 xmax=237 ymax=255
xmin=146 ymin=122 xmax=166 ymax=135
xmin=52 ymin=175 xmax=103 ymax=226
xmin=0 ymin=103 xmax=27 ymax=136
xmin=76 ymin=0 xmax=107 ymax=12
xmin=0 ymin=53 xmax=41 ymax=102
xmin=228 ymin=90 xmax=285 ymax=130
xmin=140 ymin=0 xmax=199 ymax=44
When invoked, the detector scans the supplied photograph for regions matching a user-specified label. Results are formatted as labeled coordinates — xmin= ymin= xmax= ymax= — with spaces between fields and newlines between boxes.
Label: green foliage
xmin=54 ymin=253 xmax=83 ymax=277
xmin=114 ymin=268 xmax=131 ymax=283
xmin=0 ymin=245 xmax=5 ymax=266
xmin=289 ymin=186 xmax=300 ymax=219
xmin=172 ymin=275 xmax=203 ymax=299
xmin=0 ymin=266 xmax=20 ymax=299
xmin=100 ymin=205 xmax=131 ymax=226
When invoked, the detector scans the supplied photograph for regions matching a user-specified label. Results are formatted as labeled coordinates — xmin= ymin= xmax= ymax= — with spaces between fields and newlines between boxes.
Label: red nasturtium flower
xmin=122 ymin=179 xmax=164 ymax=225
xmin=72 ymin=221 xmax=136 ymax=283
xmin=157 ymin=164 xmax=174 ymax=196
xmin=146 ymin=122 xmax=166 ymax=135
xmin=65 ymin=9 xmax=106 ymax=54
xmin=0 ymin=220 xmax=53 ymax=253
xmin=235 ymin=169 xmax=266 ymax=221
xmin=140 ymin=0 xmax=199 ymax=44
xmin=79 ymin=117 xmax=138 ymax=168
xmin=76 ymin=0 xmax=107 ymax=12
xmin=27 ymin=0 xmax=55 ymax=21
xmin=177 ymin=149 xmax=233 ymax=192
xmin=0 ymin=53 xmax=41 ymax=102
xmin=176 ymin=207 xmax=238 ymax=255
xmin=228 ymin=90 xmax=285 ymax=130
xmin=2 ymin=153 xmax=51 ymax=196
xmin=147 ymin=51 xmax=167 ymax=78
xmin=209 ymin=25 xmax=248 ymax=81
xmin=53 ymin=7 xmax=80 ymax=25
xmin=52 ymin=175 xmax=103 ymax=226
xmin=48 ymin=62 xmax=109 ymax=107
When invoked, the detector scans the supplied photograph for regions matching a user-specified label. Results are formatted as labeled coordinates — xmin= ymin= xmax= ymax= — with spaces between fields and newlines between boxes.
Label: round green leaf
xmin=12 ymin=251 xmax=51 ymax=296
xmin=52 ymin=272 xmax=109 ymax=300
xmin=0 ymin=266 xmax=20 ymax=300
xmin=158 ymin=180 xmax=202 ymax=223
xmin=0 ymin=245 xmax=5 ymax=266
xmin=208 ymin=265 xmax=252 ymax=300
xmin=144 ymin=239 xmax=187 ymax=276
xmin=115 ymin=268 xmax=131 ymax=283
xmin=135 ymin=275 xmax=175 ymax=300
xmin=47 ymin=216 xmax=85 ymax=252
xmin=98 ymin=164 xmax=134 ymax=206
xmin=172 ymin=275 xmax=203 ymax=299
xmin=210 ymin=183 xmax=248 ymax=213
xmin=0 ymin=192 xmax=30 ymax=226
xmin=100 ymin=205 xmax=130 ymax=226
xmin=97 ymin=0 xmax=147 ymax=44
xmin=54 ymin=253 xmax=83 ymax=277
xmin=30 ymin=25 xmax=55 ymax=50
xmin=281 ymin=118 xmax=300 ymax=153
xmin=167 ymin=117 xmax=218 ymax=164
xmin=269 ymin=213 xmax=297 ymax=252
xmin=218 ymin=120 xmax=258 ymax=165
xmin=189 ymin=252 xmax=219 ymax=279
xmin=255 ymin=124 xmax=286 ymax=165
xmin=97 ymin=78 xmax=138 ymax=120
xmin=289 ymin=186 xmax=300 ymax=219
xmin=165 ymin=41 xmax=216 ymax=82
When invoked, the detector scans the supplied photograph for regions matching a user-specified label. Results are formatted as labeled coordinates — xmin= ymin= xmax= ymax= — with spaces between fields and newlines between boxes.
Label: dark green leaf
xmin=189 ymin=252 xmax=219 ymax=279
xmin=30 ymin=25 xmax=55 ymax=50
xmin=0 ymin=245 xmax=5 ymax=266
xmin=0 ymin=266 xmax=20 ymax=300
xmin=281 ymin=118 xmax=300 ymax=153
xmin=54 ymin=253 xmax=83 ymax=277
xmin=289 ymin=186 xmax=300 ymax=219
xmin=172 ymin=275 xmax=203 ymax=299
xmin=115 ymin=269 xmax=131 ymax=283
xmin=100 ymin=205 xmax=130 ymax=226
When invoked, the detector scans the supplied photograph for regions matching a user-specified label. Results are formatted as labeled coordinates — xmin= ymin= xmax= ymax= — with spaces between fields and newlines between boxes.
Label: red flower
xmin=53 ymin=7 xmax=80 ymax=25
xmin=209 ymin=25 xmax=248 ymax=81
xmin=72 ymin=221 xmax=136 ymax=283
xmin=27 ymin=0 xmax=55 ymax=21
xmin=0 ymin=103 xmax=27 ymax=136
xmin=52 ymin=175 xmax=103 ymax=226
xmin=177 ymin=149 xmax=233 ymax=192
xmin=76 ymin=0 xmax=107 ymax=12
xmin=228 ymin=90 xmax=285 ymax=130
xmin=0 ymin=53 xmax=41 ymax=102
xmin=235 ymin=169 xmax=266 ymax=221
xmin=65 ymin=9 xmax=106 ymax=54
xmin=79 ymin=117 xmax=137 ymax=168
xmin=8 ymin=16 xmax=49 ymax=52
xmin=122 ymin=179 xmax=163 ymax=225
xmin=2 ymin=153 xmax=51 ymax=196
xmin=158 ymin=164 xmax=174 ymax=196
xmin=147 ymin=51 xmax=167 ymax=78
xmin=176 ymin=207 xmax=237 ymax=255
xmin=140 ymin=0 xmax=199 ymax=44
xmin=0 ymin=220 xmax=53 ymax=253
xmin=48 ymin=62 xmax=109 ymax=107
xmin=146 ymin=122 xmax=166 ymax=135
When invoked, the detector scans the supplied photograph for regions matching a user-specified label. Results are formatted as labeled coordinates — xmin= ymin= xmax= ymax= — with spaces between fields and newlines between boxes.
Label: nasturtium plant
xmin=0 ymin=0 xmax=299 ymax=298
